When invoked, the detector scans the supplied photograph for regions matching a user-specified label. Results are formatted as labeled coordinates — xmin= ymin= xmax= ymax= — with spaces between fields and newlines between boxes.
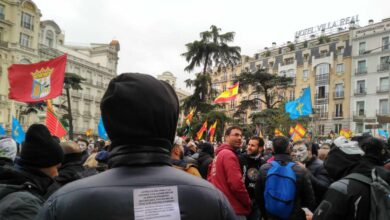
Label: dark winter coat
xmin=313 ymin=147 xmax=378 ymax=220
xmin=36 ymin=144 xmax=237 ymax=220
xmin=239 ymin=153 xmax=265 ymax=200
xmin=197 ymin=151 xmax=214 ymax=179
xmin=0 ymin=165 xmax=58 ymax=220
xmin=255 ymin=154 xmax=316 ymax=220
xmin=305 ymin=156 xmax=331 ymax=205
xmin=55 ymin=153 xmax=97 ymax=186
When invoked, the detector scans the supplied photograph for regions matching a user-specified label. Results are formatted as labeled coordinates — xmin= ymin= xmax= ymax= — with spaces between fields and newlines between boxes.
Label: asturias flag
xmin=196 ymin=120 xmax=208 ymax=140
xmin=98 ymin=117 xmax=108 ymax=140
xmin=214 ymin=82 xmax=239 ymax=103
xmin=12 ymin=117 xmax=25 ymax=144
xmin=208 ymin=121 xmax=217 ymax=142
xmin=0 ymin=124 xmax=5 ymax=136
xmin=8 ymin=54 xmax=67 ymax=103
xmin=285 ymin=87 xmax=312 ymax=120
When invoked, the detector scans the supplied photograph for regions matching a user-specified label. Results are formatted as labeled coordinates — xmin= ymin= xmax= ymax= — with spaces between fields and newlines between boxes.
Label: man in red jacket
xmin=208 ymin=126 xmax=251 ymax=219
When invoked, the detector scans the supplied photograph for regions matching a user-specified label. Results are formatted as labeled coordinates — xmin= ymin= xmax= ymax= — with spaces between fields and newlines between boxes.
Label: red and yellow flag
xmin=340 ymin=128 xmax=352 ymax=139
xmin=8 ymin=54 xmax=67 ymax=102
xmin=46 ymin=104 xmax=67 ymax=138
xmin=208 ymin=121 xmax=217 ymax=142
xmin=294 ymin=123 xmax=306 ymax=137
xmin=196 ymin=121 xmax=208 ymax=140
xmin=185 ymin=108 xmax=195 ymax=126
xmin=291 ymin=132 xmax=303 ymax=142
xmin=275 ymin=129 xmax=284 ymax=137
xmin=214 ymin=82 xmax=239 ymax=103
xmin=289 ymin=127 xmax=295 ymax=136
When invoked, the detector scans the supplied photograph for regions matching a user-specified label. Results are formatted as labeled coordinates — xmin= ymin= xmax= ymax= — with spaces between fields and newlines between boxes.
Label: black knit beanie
xmin=101 ymin=73 xmax=179 ymax=151
xmin=18 ymin=124 xmax=64 ymax=168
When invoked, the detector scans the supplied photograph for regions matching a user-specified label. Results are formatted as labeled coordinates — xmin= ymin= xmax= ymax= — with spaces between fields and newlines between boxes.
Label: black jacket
xmin=305 ymin=156 xmax=331 ymax=205
xmin=239 ymin=153 xmax=265 ymax=200
xmin=0 ymin=165 xmax=59 ymax=220
xmin=55 ymin=153 xmax=97 ymax=186
xmin=0 ymin=158 xmax=14 ymax=167
xmin=197 ymin=151 xmax=213 ymax=179
xmin=36 ymin=144 xmax=237 ymax=220
xmin=255 ymin=154 xmax=316 ymax=220
xmin=313 ymin=147 xmax=373 ymax=220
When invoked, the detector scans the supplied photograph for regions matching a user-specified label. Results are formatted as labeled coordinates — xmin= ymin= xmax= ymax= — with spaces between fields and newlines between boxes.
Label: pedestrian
xmin=292 ymin=140 xmax=331 ymax=205
xmin=197 ymin=142 xmax=214 ymax=179
xmin=312 ymin=136 xmax=374 ymax=220
xmin=37 ymin=73 xmax=236 ymax=220
xmin=0 ymin=137 xmax=17 ymax=167
xmin=0 ymin=124 xmax=63 ymax=220
xmin=76 ymin=138 xmax=89 ymax=163
xmin=55 ymin=141 xmax=97 ymax=186
xmin=208 ymin=126 xmax=251 ymax=219
xmin=239 ymin=136 xmax=265 ymax=220
xmin=171 ymin=136 xmax=201 ymax=177
xmin=256 ymin=136 xmax=316 ymax=220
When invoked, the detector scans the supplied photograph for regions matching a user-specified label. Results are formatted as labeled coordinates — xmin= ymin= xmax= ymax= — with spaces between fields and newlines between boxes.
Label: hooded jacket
xmin=255 ymin=154 xmax=316 ymax=220
xmin=208 ymin=143 xmax=251 ymax=216
xmin=313 ymin=147 xmax=372 ymax=220
xmin=36 ymin=73 xmax=236 ymax=220
xmin=55 ymin=153 xmax=97 ymax=186
xmin=0 ymin=165 xmax=58 ymax=220
xmin=305 ymin=156 xmax=331 ymax=205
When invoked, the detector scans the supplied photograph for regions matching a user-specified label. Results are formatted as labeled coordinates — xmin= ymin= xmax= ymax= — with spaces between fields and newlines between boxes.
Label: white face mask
xmin=77 ymin=141 xmax=87 ymax=151
xmin=292 ymin=144 xmax=308 ymax=162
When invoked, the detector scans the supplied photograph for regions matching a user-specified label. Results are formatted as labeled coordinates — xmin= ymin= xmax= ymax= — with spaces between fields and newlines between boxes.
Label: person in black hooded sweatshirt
xmin=313 ymin=136 xmax=373 ymax=220
xmin=0 ymin=124 xmax=63 ymax=220
xmin=197 ymin=142 xmax=214 ymax=179
xmin=37 ymin=73 xmax=236 ymax=220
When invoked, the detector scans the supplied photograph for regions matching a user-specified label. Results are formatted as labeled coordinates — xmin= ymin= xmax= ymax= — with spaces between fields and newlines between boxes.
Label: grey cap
xmin=333 ymin=136 xmax=365 ymax=156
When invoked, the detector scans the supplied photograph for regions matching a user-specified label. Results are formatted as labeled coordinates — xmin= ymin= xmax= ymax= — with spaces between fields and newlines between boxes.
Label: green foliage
xmin=64 ymin=72 xmax=85 ymax=90
xmin=264 ymin=50 xmax=271 ymax=57
xmin=287 ymin=43 xmax=295 ymax=51
xmin=318 ymin=35 xmax=331 ymax=45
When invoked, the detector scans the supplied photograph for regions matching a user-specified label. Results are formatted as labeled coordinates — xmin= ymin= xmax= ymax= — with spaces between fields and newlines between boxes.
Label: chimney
xmin=272 ymin=42 xmax=276 ymax=48
xmin=369 ymin=19 xmax=374 ymax=25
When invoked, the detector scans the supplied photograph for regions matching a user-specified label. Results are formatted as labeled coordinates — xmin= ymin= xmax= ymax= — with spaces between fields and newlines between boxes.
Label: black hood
xmin=324 ymin=147 xmax=363 ymax=181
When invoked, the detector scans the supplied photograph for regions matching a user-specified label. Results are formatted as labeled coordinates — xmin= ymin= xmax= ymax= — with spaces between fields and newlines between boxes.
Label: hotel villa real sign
xmin=295 ymin=15 xmax=359 ymax=38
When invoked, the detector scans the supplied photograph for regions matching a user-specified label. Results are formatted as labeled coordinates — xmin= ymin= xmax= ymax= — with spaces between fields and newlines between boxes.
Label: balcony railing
xmin=72 ymin=92 xmax=82 ymax=98
xmin=355 ymin=67 xmax=367 ymax=75
xmin=315 ymin=112 xmax=328 ymax=119
xmin=353 ymin=110 xmax=365 ymax=118
xmin=83 ymin=94 xmax=94 ymax=101
xmin=376 ymin=110 xmax=389 ymax=116
xmin=96 ymin=82 xmax=104 ymax=88
xmin=315 ymin=74 xmax=329 ymax=82
xmin=359 ymin=49 xmax=366 ymax=55
xmin=333 ymin=111 xmax=344 ymax=119
xmin=0 ymin=41 xmax=8 ymax=48
xmin=376 ymin=86 xmax=389 ymax=93
xmin=288 ymin=78 xmax=296 ymax=85
xmin=378 ymin=64 xmax=390 ymax=72
xmin=354 ymin=88 xmax=367 ymax=96
xmin=333 ymin=91 xmax=344 ymax=99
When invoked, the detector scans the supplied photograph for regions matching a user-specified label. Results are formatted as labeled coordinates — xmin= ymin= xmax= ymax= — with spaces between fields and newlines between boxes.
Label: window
xmin=250 ymin=62 xmax=256 ymax=72
xmin=97 ymin=91 xmax=102 ymax=99
xmin=287 ymin=69 xmax=295 ymax=78
xmin=379 ymin=77 xmax=389 ymax=92
xmin=19 ymin=33 xmax=31 ymax=47
xmin=303 ymin=70 xmax=309 ymax=81
xmin=45 ymin=30 xmax=54 ymax=47
xmin=279 ymin=71 xmax=286 ymax=77
xmin=83 ymin=120 xmax=89 ymax=130
xmin=0 ymin=4 xmax=4 ymax=19
xmin=285 ymin=58 xmax=294 ymax=65
xmin=316 ymin=104 xmax=328 ymax=118
xmin=316 ymin=63 xmax=330 ymax=75
xmin=303 ymin=53 xmax=309 ymax=61
xmin=356 ymin=101 xmax=365 ymax=116
xmin=289 ymin=91 xmax=295 ymax=101
xmin=318 ymin=124 xmax=325 ymax=135
xmin=357 ymin=60 xmax=367 ymax=73
xmin=337 ymin=46 xmax=344 ymax=55
xmin=73 ymin=100 xmax=79 ymax=110
xmin=359 ymin=42 xmax=366 ymax=54
xmin=356 ymin=80 xmax=366 ymax=94
xmin=86 ymin=88 xmax=91 ymax=95
xmin=379 ymin=99 xmax=389 ymax=115
xmin=317 ymin=86 xmax=326 ymax=99
xmin=21 ymin=12 xmax=33 ymax=30
xmin=335 ymin=103 xmax=343 ymax=117
xmin=84 ymin=102 xmax=91 ymax=112
xmin=383 ymin=36 xmax=389 ymax=50
xmin=230 ymin=100 xmax=235 ymax=109
xmin=356 ymin=123 xmax=363 ymax=133
xmin=336 ymin=64 xmax=344 ymax=73
xmin=379 ymin=56 xmax=390 ymax=71
xmin=335 ymin=83 xmax=344 ymax=97
xmin=222 ymin=85 xmax=226 ymax=91
xmin=335 ymin=124 xmax=342 ymax=134
xmin=222 ymin=72 xmax=227 ymax=81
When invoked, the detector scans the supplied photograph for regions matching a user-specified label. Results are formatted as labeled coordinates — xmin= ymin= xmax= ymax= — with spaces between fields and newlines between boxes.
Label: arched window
xmin=315 ymin=63 xmax=330 ymax=76
xmin=46 ymin=30 xmax=54 ymax=47
xmin=20 ymin=58 xmax=31 ymax=64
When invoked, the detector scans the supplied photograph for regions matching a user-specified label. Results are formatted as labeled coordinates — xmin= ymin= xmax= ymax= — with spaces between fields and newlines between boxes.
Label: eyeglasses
xmin=230 ymin=133 xmax=243 ymax=137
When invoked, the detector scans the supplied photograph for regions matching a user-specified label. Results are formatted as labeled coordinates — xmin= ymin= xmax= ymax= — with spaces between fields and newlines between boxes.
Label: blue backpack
xmin=264 ymin=161 xmax=297 ymax=219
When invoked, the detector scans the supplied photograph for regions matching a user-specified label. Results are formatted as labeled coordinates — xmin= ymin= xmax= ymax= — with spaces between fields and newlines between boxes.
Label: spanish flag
xmin=185 ymin=108 xmax=195 ymax=126
xmin=291 ymin=132 xmax=303 ymax=142
xmin=208 ymin=121 xmax=217 ymax=142
xmin=214 ymin=82 xmax=239 ymax=103
xmin=196 ymin=121 xmax=208 ymax=140
xmin=275 ymin=129 xmax=284 ymax=137
xmin=294 ymin=123 xmax=307 ymax=137
xmin=340 ymin=128 xmax=352 ymax=139
xmin=289 ymin=127 xmax=295 ymax=136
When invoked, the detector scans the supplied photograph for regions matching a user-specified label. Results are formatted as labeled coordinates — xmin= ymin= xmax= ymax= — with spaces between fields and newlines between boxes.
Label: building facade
xmin=350 ymin=18 xmax=390 ymax=133
xmin=0 ymin=0 xmax=120 ymax=137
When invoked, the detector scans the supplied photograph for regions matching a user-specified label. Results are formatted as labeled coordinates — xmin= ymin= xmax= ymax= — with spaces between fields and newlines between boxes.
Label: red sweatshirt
xmin=208 ymin=144 xmax=251 ymax=215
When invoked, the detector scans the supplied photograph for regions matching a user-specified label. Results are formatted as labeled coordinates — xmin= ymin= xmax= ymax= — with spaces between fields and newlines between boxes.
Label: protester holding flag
xmin=196 ymin=120 xmax=208 ymax=140
xmin=214 ymin=82 xmax=239 ymax=103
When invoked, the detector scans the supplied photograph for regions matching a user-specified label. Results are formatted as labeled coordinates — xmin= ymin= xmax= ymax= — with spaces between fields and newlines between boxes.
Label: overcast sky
xmin=33 ymin=0 xmax=390 ymax=91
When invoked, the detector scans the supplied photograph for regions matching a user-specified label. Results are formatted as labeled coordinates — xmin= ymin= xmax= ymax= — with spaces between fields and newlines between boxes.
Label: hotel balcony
xmin=354 ymin=67 xmax=367 ymax=76
xmin=315 ymin=74 xmax=329 ymax=83
xmin=376 ymin=86 xmax=389 ymax=94
xmin=315 ymin=93 xmax=328 ymax=105
xmin=353 ymin=110 xmax=365 ymax=122
xmin=354 ymin=88 xmax=366 ymax=96
xmin=332 ymin=111 xmax=344 ymax=119
xmin=378 ymin=64 xmax=390 ymax=72
xmin=376 ymin=110 xmax=389 ymax=116
xmin=315 ymin=112 xmax=328 ymax=120
xmin=333 ymin=91 xmax=344 ymax=99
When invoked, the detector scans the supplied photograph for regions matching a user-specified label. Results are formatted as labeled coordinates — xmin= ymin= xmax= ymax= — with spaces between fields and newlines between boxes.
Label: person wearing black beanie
xmin=37 ymin=73 xmax=236 ymax=220
xmin=0 ymin=124 xmax=64 ymax=220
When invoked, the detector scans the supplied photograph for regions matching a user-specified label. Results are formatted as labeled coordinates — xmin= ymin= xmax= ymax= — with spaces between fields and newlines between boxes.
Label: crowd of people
xmin=0 ymin=72 xmax=390 ymax=220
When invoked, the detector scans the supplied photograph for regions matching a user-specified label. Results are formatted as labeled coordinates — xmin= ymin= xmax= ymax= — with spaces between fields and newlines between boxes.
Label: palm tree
xmin=63 ymin=72 xmax=85 ymax=140
xmin=182 ymin=25 xmax=241 ymax=101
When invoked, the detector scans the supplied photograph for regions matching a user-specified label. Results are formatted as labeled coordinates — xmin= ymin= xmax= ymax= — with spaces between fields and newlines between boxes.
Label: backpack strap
xmin=286 ymin=162 xmax=295 ymax=169
xmin=270 ymin=161 xmax=280 ymax=168
xmin=345 ymin=173 xmax=372 ymax=185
